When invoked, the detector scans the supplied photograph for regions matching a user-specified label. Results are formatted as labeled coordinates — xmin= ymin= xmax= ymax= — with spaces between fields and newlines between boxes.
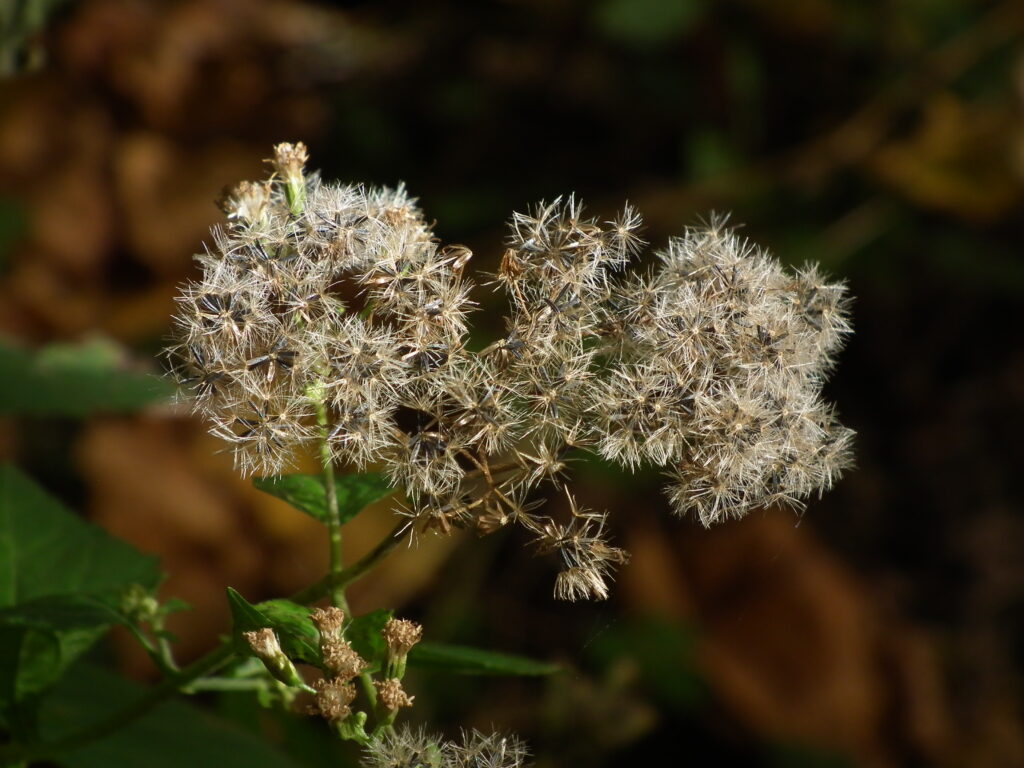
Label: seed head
xmin=169 ymin=145 xmax=853 ymax=602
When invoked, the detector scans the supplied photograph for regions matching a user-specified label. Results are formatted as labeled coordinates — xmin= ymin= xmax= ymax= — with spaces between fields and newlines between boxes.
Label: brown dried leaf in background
xmin=869 ymin=94 xmax=1023 ymax=223
xmin=622 ymin=512 xmax=955 ymax=768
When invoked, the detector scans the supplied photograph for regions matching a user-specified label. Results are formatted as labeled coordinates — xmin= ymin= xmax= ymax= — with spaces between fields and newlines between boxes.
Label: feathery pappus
xmin=169 ymin=143 xmax=854 ymax=602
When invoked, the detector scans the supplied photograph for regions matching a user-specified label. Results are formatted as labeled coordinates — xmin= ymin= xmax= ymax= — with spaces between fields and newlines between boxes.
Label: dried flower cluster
xmin=306 ymin=607 xmax=419 ymax=724
xmin=170 ymin=143 xmax=853 ymax=601
xmin=362 ymin=726 xmax=530 ymax=768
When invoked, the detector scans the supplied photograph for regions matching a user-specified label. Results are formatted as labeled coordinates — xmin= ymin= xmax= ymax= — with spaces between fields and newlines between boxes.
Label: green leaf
xmin=255 ymin=600 xmax=322 ymax=665
xmin=0 ymin=594 xmax=128 ymax=632
xmin=226 ymin=589 xmax=321 ymax=666
xmin=38 ymin=662 xmax=303 ymax=768
xmin=333 ymin=711 xmax=369 ymax=744
xmin=0 ymin=465 xmax=161 ymax=608
xmin=252 ymin=472 xmax=394 ymax=526
xmin=0 ymin=625 xmax=60 ymax=710
xmin=160 ymin=598 xmax=192 ymax=615
xmin=585 ymin=616 xmax=704 ymax=714
xmin=0 ymin=339 xmax=173 ymax=417
xmin=344 ymin=609 xmax=392 ymax=670
xmin=0 ymin=595 xmax=131 ymax=712
xmin=0 ymin=465 xmax=161 ymax=726
xmin=408 ymin=642 xmax=560 ymax=677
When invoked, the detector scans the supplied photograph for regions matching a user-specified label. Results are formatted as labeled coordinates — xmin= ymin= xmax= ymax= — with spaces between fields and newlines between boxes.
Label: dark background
xmin=2 ymin=1 xmax=1023 ymax=766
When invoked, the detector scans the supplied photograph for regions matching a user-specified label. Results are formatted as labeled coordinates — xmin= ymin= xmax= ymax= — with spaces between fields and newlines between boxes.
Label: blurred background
xmin=1 ymin=0 xmax=1023 ymax=766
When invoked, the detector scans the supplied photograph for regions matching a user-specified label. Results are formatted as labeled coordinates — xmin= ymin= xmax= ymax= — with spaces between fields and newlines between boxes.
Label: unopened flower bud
xmin=270 ymin=141 xmax=309 ymax=215
xmin=120 ymin=583 xmax=160 ymax=623
xmin=243 ymin=628 xmax=309 ymax=690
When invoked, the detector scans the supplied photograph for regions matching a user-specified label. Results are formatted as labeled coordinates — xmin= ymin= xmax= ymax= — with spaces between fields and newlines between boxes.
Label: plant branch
xmin=0 ymin=520 xmax=412 ymax=765
xmin=0 ymin=644 xmax=235 ymax=764
xmin=289 ymin=518 xmax=412 ymax=605
xmin=315 ymin=397 xmax=349 ymax=612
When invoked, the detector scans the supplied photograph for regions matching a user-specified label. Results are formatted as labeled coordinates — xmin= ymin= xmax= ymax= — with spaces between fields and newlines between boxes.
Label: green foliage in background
xmin=0 ymin=0 xmax=70 ymax=74
xmin=0 ymin=340 xmax=172 ymax=417
xmin=0 ymin=465 xmax=160 ymax=739
xmin=0 ymin=461 xmax=558 ymax=765
xmin=41 ymin=663 xmax=302 ymax=768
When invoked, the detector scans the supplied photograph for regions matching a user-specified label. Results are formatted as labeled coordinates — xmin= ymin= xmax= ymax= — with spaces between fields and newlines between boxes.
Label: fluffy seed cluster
xmin=362 ymin=727 xmax=530 ymax=768
xmin=169 ymin=143 xmax=853 ymax=601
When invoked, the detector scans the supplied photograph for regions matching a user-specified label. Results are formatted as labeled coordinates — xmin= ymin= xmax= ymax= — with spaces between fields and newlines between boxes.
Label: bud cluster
xmin=306 ymin=607 xmax=420 ymax=729
xmin=170 ymin=144 xmax=853 ymax=601
xmin=308 ymin=606 xmax=363 ymax=723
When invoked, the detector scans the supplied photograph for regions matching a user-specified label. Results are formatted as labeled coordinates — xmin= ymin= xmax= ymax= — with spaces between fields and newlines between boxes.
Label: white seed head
xmin=169 ymin=145 xmax=853 ymax=602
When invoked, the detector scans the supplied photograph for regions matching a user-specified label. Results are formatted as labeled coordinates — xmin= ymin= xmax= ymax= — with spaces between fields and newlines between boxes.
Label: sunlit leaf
xmin=226 ymin=589 xmax=320 ymax=666
xmin=252 ymin=472 xmax=394 ymax=526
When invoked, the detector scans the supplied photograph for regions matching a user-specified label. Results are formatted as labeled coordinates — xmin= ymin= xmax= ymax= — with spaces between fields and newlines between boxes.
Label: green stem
xmin=370 ymin=691 xmax=398 ymax=738
xmin=289 ymin=520 xmax=410 ymax=605
xmin=285 ymin=176 xmax=306 ymax=218
xmin=182 ymin=677 xmax=271 ymax=693
xmin=151 ymin=612 xmax=179 ymax=674
xmin=358 ymin=671 xmax=378 ymax=710
xmin=0 ymin=519 xmax=412 ymax=765
xmin=315 ymin=398 xmax=348 ymax=612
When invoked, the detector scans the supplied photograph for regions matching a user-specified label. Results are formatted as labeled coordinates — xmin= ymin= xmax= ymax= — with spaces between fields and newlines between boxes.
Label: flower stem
xmin=289 ymin=519 xmax=411 ymax=605
xmin=316 ymin=397 xmax=349 ymax=613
